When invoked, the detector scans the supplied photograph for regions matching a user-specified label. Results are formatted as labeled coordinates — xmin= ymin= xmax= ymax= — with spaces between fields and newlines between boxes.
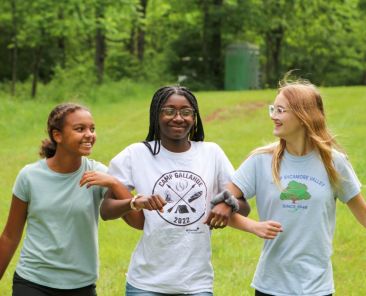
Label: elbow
xmin=238 ymin=197 xmax=251 ymax=217
xmin=100 ymin=211 xmax=109 ymax=221
xmin=100 ymin=212 xmax=109 ymax=221
xmin=99 ymin=205 xmax=114 ymax=221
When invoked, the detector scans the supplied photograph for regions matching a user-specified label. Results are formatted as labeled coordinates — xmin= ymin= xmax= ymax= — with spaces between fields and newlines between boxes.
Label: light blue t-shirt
xmin=232 ymin=149 xmax=361 ymax=296
xmin=13 ymin=157 xmax=107 ymax=289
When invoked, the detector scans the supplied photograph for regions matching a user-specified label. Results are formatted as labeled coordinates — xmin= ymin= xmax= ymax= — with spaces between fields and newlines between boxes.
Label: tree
xmin=280 ymin=181 xmax=311 ymax=204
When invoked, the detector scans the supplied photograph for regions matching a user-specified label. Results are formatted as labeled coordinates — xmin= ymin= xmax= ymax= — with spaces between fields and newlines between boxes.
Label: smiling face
xmin=270 ymin=92 xmax=305 ymax=142
xmin=53 ymin=109 xmax=96 ymax=157
xmin=158 ymin=93 xmax=195 ymax=151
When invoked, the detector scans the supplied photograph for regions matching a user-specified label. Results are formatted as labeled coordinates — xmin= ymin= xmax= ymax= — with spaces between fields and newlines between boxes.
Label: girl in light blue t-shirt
xmin=209 ymin=79 xmax=366 ymax=296
xmin=0 ymin=103 xmax=135 ymax=296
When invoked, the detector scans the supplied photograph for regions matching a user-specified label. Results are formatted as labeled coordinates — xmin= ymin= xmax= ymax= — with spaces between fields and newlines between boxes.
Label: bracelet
xmin=210 ymin=190 xmax=239 ymax=213
xmin=130 ymin=194 xmax=143 ymax=211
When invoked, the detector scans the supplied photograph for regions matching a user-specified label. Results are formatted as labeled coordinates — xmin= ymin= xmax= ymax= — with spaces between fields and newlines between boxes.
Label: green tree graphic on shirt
xmin=280 ymin=180 xmax=311 ymax=204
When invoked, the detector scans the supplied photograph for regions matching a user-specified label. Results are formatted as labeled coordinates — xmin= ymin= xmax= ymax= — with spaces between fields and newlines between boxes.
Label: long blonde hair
xmin=253 ymin=79 xmax=344 ymax=190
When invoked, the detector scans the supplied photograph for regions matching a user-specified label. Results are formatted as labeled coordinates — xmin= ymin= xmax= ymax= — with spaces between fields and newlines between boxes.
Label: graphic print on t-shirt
xmin=153 ymin=170 xmax=207 ymax=226
xmin=280 ymin=180 xmax=311 ymax=204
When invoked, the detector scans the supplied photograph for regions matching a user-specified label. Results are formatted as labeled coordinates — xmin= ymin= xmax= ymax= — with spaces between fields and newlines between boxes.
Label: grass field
xmin=0 ymin=86 xmax=365 ymax=295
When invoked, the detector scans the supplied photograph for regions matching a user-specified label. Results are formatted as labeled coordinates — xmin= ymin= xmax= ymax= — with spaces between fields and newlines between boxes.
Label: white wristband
xmin=130 ymin=194 xmax=143 ymax=211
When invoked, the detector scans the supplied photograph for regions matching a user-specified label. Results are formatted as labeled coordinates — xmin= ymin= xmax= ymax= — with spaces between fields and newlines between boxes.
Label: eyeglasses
xmin=268 ymin=105 xmax=288 ymax=116
xmin=160 ymin=107 xmax=195 ymax=119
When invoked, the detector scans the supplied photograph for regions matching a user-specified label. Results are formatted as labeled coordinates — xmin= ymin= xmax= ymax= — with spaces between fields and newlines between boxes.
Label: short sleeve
xmin=232 ymin=154 xmax=258 ymax=199
xmin=13 ymin=166 xmax=30 ymax=202
xmin=333 ymin=152 xmax=361 ymax=203
xmin=214 ymin=144 xmax=235 ymax=192
xmin=108 ymin=146 xmax=134 ymax=192
xmin=93 ymin=161 xmax=109 ymax=198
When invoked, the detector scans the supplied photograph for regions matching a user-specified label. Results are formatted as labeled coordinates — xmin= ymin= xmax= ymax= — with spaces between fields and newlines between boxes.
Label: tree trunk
xmin=201 ymin=0 xmax=223 ymax=88
xmin=31 ymin=46 xmax=42 ymax=98
xmin=10 ymin=0 xmax=18 ymax=96
xmin=127 ymin=26 xmax=136 ymax=55
xmin=137 ymin=0 xmax=148 ymax=61
xmin=265 ymin=26 xmax=284 ymax=86
xmin=58 ymin=7 xmax=66 ymax=68
xmin=202 ymin=0 xmax=210 ymax=81
xmin=95 ymin=1 xmax=106 ymax=84
xmin=211 ymin=0 xmax=223 ymax=88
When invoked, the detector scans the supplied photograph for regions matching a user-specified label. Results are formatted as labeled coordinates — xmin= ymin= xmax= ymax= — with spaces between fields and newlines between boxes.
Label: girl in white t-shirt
xmin=100 ymin=86 xmax=282 ymax=296
xmin=208 ymin=79 xmax=366 ymax=296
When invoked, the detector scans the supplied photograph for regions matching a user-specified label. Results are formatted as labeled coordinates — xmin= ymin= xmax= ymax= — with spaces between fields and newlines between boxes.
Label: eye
xmin=161 ymin=108 xmax=176 ymax=116
xmin=90 ymin=127 xmax=95 ymax=133
xmin=277 ymin=107 xmax=286 ymax=114
xmin=180 ymin=108 xmax=194 ymax=117
xmin=75 ymin=127 xmax=84 ymax=132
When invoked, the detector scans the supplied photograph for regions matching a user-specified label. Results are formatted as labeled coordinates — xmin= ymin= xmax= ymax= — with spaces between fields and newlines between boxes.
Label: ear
xmin=52 ymin=129 xmax=62 ymax=144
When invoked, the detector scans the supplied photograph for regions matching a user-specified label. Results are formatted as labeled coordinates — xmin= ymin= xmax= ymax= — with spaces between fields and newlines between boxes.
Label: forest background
xmin=1 ymin=0 xmax=366 ymax=97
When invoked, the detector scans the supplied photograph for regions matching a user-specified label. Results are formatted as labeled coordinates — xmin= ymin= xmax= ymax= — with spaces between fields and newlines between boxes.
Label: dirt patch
xmin=205 ymin=101 xmax=267 ymax=122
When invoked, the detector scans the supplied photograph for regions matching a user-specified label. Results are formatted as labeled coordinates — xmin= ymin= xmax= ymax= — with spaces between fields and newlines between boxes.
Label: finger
xmin=148 ymin=197 xmax=159 ymax=210
xmin=151 ymin=195 xmax=164 ymax=209
xmin=269 ymin=221 xmax=283 ymax=228
xmin=80 ymin=177 xmax=92 ymax=187
xmin=157 ymin=195 xmax=167 ymax=206
xmin=209 ymin=217 xmax=218 ymax=228
xmin=143 ymin=200 xmax=153 ymax=211
xmin=203 ymin=212 xmax=214 ymax=225
xmin=214 ymin=217 xmax=228 ymax=229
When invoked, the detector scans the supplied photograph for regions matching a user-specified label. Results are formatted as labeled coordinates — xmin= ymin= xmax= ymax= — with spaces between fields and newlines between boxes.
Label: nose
xmin=85 ymin=128 xmax=94 ymax=137
xmin=172 ymin=111 xmax=184 ymax=121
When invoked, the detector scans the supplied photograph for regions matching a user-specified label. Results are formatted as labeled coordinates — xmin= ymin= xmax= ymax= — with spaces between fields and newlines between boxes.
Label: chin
xmin=80 ymin=150 xmax=92 ymax=156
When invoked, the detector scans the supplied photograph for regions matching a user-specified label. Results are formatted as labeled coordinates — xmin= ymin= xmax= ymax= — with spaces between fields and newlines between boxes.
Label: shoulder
xmin=192 ymin=141 xmax=224 ymax=153
xmin=331 ymin=149 xmax=350 ymax=166
xmin=331 ymin=149 xmax=347 ymax=161
xmin=110 ymin=142 xmax=150 ymax=163
xmin=117 ymin=142 xmax=148 ymax=155
xmin=83 ymin=157 xmax=108 ymax=172
xmin=18 ymin=160 xmax=44 ymax=176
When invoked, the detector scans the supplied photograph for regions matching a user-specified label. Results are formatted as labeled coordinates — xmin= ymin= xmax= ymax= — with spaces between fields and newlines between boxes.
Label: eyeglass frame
xmin=268 ymin=105 xmax=289 ymax=117
xmin=160 ymin=107 xmax=195 ymax=119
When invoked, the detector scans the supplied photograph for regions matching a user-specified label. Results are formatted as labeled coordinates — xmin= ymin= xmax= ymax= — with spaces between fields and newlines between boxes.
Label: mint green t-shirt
xmin=13 ymin=157 xmax=107 ymax=289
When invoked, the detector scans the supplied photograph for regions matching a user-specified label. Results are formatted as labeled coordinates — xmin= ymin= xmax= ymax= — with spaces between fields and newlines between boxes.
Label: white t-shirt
xmin=109 ymin=141 xmax=234 ymax=294
xmin=232 ymin=149 xmax=361 ymax=296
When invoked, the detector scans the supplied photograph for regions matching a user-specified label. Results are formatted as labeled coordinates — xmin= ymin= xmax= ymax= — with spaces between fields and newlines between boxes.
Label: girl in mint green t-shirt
xmin=0 ymin=103 xmax=136 ymax=296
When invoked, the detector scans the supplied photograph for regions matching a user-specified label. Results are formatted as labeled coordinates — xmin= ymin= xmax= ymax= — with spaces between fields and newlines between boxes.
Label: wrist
xmin=130 ymin=194 xmax=143 ymax=211
xmin=211 ymin=190 xmax=239 ymax=213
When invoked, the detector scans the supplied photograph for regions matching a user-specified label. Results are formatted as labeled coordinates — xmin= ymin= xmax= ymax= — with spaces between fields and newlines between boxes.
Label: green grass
xmin=0 ymin=85 xmax=365 ymax=295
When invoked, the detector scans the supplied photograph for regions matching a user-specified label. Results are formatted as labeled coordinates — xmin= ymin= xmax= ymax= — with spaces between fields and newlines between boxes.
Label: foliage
xmin=0 ymin=0 xmax=366 ymax=95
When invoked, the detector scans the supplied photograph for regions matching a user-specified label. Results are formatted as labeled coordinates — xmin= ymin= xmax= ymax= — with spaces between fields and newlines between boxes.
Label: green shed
xmin=224 ymin=43 xmax=259 ymax=90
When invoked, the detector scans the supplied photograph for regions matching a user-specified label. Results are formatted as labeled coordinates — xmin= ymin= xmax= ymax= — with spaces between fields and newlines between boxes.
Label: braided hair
xmin=144 ymin=86 xmax=205 ymax=155
xmin=39 ymin=103 xmax=89 ymax=158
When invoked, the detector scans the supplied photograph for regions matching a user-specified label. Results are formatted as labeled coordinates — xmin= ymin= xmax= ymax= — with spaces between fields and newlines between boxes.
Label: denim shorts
xmin=126 ymin=282 xmax=213 ymax=296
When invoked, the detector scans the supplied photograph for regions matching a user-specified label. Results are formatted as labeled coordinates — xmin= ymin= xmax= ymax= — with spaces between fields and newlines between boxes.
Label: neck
xmin=160 ymin=139 xmax=191 ymax=153
xmin=285 ymin=138 xmax=313 ymax=156
xmin=47 ymin=152 xmax=82 ymax=173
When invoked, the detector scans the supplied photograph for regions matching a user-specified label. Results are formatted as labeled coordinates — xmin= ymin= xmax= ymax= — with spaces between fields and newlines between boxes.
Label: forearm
xmin=228 ymin=214 xmax=283 ymax=239
xmin=237 ymin=197 xmax=250 ymax=217
xmin=0 ymin=233 xmax=21 ymax=280
xmin=100 ymin=197 xmax=133 ymax=220
xmin=100 ymin=190 xmax=145 ymax=229
xmin=228 ymin=214 xmax=256 ymax=233
xmin=347 ymin=194 xmax=366 ymax=228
